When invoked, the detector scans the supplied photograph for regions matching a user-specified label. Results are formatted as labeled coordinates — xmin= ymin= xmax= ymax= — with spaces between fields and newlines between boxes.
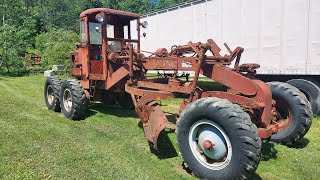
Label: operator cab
xmin=74 ymin=8 xmax=147 ymax=77
xmin=79 ymin=8 xmax=143 ymax=52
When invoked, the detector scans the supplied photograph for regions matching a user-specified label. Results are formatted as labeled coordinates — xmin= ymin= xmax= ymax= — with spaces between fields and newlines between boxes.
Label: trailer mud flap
xmin=142 ymin=102 xmax=168 ymax=150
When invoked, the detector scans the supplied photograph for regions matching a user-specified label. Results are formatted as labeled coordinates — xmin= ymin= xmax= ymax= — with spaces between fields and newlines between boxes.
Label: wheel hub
xmin=203 ymin=140 xmax=214 ymax=150
xmin=63 ymin=89 xmax=73 ymax=112
xmin=189 ymin=119 xmax=232 ymax=170
xmin=197 ymin=126 xmax=227 ymax=160
xmin=47 ymin=85 xmax=54 ymax=105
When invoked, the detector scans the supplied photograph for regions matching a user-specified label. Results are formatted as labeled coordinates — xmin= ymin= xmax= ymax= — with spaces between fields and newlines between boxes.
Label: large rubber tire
xmin=60 ymin=80 xmax=88 ymax=120
xmin=267 ymin=82 xmax=312 ymax=146
xmin=287 ymin=79 xmax=320 ymax=116
xmin=176 ymin=97 xmax=261 ymax=180
xmin=305 ymin=78 xmax=320 ymax=89
xmin=44 ymin=76 xmax=62 ymax=112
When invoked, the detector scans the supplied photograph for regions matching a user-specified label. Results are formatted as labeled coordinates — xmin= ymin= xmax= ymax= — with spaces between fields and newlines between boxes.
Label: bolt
xmin=203 ymin=140 xmax=214 ymax=150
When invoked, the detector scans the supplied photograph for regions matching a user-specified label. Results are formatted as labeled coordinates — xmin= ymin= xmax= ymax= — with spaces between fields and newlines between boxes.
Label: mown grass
xmin=0 ymin=74 xmax=319 ymax=179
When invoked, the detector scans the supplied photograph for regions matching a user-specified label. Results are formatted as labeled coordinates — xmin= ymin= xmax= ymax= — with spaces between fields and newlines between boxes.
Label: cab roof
xmin=80 ymin=8 xmax=140 ymax=19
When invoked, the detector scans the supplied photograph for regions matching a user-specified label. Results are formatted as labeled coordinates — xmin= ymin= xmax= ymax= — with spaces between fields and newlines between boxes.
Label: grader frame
xmin=69 ymin=8 xmax=284 ymax=149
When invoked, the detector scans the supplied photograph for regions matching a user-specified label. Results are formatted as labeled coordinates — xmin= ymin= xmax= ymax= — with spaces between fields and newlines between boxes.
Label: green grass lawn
xmin=0 ymin=74 xmax=319 ymax=179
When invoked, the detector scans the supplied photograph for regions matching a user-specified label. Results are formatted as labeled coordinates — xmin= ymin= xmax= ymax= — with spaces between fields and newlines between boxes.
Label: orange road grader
xmin=44 ymin=8 xmax=312 ymax=179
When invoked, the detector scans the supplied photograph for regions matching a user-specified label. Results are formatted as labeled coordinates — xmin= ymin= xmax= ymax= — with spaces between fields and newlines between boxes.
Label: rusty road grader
xmin=44 ymin=8 xmax=313 ymax=179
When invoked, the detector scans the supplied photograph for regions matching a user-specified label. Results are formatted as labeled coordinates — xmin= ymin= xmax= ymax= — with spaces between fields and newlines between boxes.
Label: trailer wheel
xmin=44 ymin=76 xmax=62 ymax=112
xmin=286 ymin=79 xmax=320 ymax=116
xmin=117 ymin=92 xmax=134 ymax=109
xmin=267 ymin=82 xmax=312 ymax=146
xmin=60 ymin=80 xmax=88 ymax=120
xmin=176 ymin=98 xmax=261 ymax=179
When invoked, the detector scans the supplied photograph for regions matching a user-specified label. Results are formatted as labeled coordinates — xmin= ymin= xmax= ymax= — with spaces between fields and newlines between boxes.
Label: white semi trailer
xmin=138 ymin=0 xmax=320 ymax=115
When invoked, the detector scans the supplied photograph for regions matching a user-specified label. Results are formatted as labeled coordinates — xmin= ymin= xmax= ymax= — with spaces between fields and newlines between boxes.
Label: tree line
xmin=0 ymin=0 xmax=189 ymax=73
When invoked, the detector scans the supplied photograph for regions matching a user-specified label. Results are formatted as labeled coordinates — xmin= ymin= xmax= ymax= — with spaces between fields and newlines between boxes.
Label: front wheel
xmin=176 ymin=98 xmax=261 ymax=179
xmin=267 ymin=82 xmax=312 ymax=146
xmin=286 ymin=79 xmax=320 ymax=116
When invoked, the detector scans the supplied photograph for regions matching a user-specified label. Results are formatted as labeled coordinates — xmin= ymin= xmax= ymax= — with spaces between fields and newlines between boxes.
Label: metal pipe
xmin=115 ymin=56 xmax=130 ymax=59
xmin=188 ymin=48 xmax=206 ymax=102
xmin=137 ymin=19 xmax=141 ymax=53
xmin=129 ymin=44 xmax=134 ymax=85
xmin=101 ymin=12 xmax=108 ymax=79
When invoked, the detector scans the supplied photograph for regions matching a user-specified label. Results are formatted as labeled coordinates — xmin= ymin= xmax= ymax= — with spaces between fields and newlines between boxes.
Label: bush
xmin=0 ymin=24 xmax=34 ymax=73
xmin=34 ymin=28 xmax=78 ymax=70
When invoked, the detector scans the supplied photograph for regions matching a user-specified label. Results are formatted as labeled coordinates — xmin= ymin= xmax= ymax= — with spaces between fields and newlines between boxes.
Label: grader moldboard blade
xmin=128 ymin=88 xmax=174 ymax=150
xmin=142 ymin=102 xmax=168 ymax=150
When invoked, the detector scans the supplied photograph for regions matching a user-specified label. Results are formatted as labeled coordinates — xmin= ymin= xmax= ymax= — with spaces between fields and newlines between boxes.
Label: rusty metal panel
xmin=208 ymin=65 xmax=258 ymax=96
xmin=80 ymin=79 xmax=90 ymax=89
xmin=136 ymin=81 xmax=193 ymax=94
xmin=143 ymin=58 xmax=178 ymax=70
xmin=90 ymin=60 xmax=103 ymax=74
xmin=145 ymin=104 xmax=168 ymax=149
xmin=70 ymin=68 xmax=82 ymax=76
xmin=79 ymin=48 xmax=89 ymax=78
xmin=106 ymin=65 xmax=129 ymax=90
xmin=80 ymin=8 xmax=140 ymax=19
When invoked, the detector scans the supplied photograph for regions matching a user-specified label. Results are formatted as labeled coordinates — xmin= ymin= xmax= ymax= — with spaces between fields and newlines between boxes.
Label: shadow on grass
xmin=136 ymin=121 xmax=178 ymax=159
xmin=261 ymin=140 xmax=278 ymax=161
xmin=166 ymin=113 xmax=177 ymax=124
xmin=0 ymin=72 xmax=30 ymax=77
xmin=291 ymin=137 xmax=310 ymax=149
xmin=83 ymin=108 xmax=97 ymax=119
xmin=150 ymin=129 xmax=178 ymax=159
xmin=249 ymin=138 xmax=309 ymax=179
xmin=89 ymin=102 xmax=137 ymax=118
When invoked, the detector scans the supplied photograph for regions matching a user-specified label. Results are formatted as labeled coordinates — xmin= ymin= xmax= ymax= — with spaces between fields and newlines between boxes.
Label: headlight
xmin=95 ymin=13 xmax=104 ymax=22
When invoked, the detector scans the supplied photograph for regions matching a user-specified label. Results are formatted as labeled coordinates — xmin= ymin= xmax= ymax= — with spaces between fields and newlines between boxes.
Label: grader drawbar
xmin=44 ymin=8 xmax=313 ymax=179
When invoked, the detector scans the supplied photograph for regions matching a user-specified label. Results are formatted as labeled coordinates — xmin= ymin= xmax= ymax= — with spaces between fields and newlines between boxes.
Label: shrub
xmin=34 ymin=28 xmax=78 ymax=70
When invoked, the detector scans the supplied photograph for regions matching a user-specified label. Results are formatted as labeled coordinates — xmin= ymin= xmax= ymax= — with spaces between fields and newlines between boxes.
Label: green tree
xmin=34 ymin=28 xmax=78 ymax=69
xmin=102 ymin=0 xmax=152 ymax=14
xmin=154 ymin=0 xmax=189 ymax=10
xmin=0 ymin=25 xmax=34 ymax=72
xmin=0 ymin=0 xmax=189 ymax=73
xmin=0 ymin=0 xmax=37 ymax=72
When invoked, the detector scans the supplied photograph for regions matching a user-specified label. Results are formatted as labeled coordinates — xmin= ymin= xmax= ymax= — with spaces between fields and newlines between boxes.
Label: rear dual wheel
xmin=44 ymin=76 xmax=62 ymax=112
xmin=60 ymin=80 xmax=88 ymax=120
xmin=176 ymin=98 xmax=261 ymax=179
